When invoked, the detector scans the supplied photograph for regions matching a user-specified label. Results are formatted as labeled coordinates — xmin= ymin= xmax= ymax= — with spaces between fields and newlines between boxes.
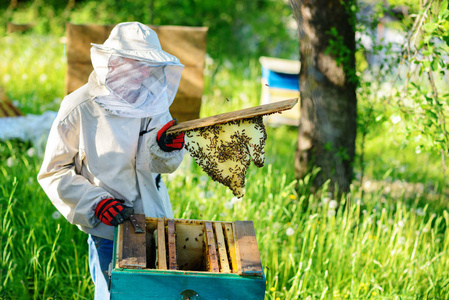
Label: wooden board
xmin=167 ymin=98 xmax=298 ymax=134
xmin=223 ymin=223 xmax=239 ymax=273
xmin=0 ymin=87 xmax=23 ymax=117
xmin=234 ymin=221 xmax=263 ymax=277
xmin=118 ymin=214 xmax=146 ymax=269
xmin=203 ymin=222 xmax=220 ymax=272
xmin=157 ymin=218 xmax=167 ymax=270
xmin=214 ymin=222 xmax=231 ymax=273
xmin=167 ymin=219 xmax=178 ymax=270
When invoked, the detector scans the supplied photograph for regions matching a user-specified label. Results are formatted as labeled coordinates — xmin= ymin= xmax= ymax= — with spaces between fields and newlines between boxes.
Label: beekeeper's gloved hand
xmin=95 ymin=198 xmax=133 ymax=226
xmin=157 ymin=119 xmax=185 ymax=152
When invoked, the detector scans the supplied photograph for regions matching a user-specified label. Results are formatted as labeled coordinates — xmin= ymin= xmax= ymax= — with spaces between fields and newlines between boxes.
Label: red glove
xmin=95 ymin=198 xmax=133 ymax=226
xmin=157 ymin=119 xmax=185 ymax=152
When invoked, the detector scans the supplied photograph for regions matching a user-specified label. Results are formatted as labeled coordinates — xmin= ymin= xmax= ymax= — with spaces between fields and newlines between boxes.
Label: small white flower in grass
xmin=22 ymin=73 xmax=28 ymax=80
xmin=3 ymin=74 xmax=11 ymax=83
xmin=286 ymin=227 xmax=295 ymax=236
xmin=198 ymin=191 xmax=205 ymax=199
xmin=52 ymin=211 xmax=61 ymax=219
xmin=231 ymin=196 xmax=242 ymax=204
xmin=436 ymin=238 xmax=441 ymax=243
xmin=327 ymin=210 xmax=336 ymax=217
xmin=422 ymin=227 xmax=429 ymax=233
xmin=6 ymin=157 xmax=14 ymax=167
xmin=398 ymin=220 xmax=405 ymax=228
xmin=398 ymin=236 xmax=406 ymax=245
xmin=363 ymin=180 xmax=372 ymax=189
xmin=224 ymin=201 xmax=234 ymax=210
xmin=220 ymin=212 xmax=227 ymax=217
xmin=27 ymin=147 xmax=36 ymax=157
xmin=391 ymin=114 xmax=401 ymax=124
xmin=329 ymin=200 xmax=338 ymax=209
xmin=362 ymin=210 xmax=367 ymax=215
xmin=322 ymin=197 xmax=330 ymax=204
xmin=416 ymin=208 xmax=425 ymax=216
xmin=39 ymin=74 xmax=48 ymax=82
xmin=198 ymin=205 xmax=206 ymax=211
xmin=415 ymin=146 xmax=421 ymax=154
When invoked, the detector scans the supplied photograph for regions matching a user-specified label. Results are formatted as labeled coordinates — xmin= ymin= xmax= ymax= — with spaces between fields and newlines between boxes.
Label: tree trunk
xmin=289 ymin=0 xmax=357 ymax=193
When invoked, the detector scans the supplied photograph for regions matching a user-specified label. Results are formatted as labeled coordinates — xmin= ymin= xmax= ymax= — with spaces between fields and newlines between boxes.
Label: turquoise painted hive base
xmin=110 ymin=217 xmax=266 ymax=300
xmin=110 ymin=269 xmax=266 ymax=299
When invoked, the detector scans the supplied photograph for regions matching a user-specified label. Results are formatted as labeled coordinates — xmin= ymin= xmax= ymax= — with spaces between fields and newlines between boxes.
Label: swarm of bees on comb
xmin=184 ymin=116 xmax=267 ymax=198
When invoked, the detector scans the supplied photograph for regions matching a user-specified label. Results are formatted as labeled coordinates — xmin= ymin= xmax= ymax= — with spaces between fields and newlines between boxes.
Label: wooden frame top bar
xmin=167 ymin=98 xmax=298 ymax=134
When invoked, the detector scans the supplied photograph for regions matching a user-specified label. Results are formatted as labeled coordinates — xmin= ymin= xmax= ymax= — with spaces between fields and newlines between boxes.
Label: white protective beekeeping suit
xmin=38 ymin=22 xmax=186 ymax=240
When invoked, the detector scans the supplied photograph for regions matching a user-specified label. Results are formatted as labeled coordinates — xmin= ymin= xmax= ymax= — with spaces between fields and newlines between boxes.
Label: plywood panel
xmin=66 ymin=23 xmax=113 ymax=63
xmin=157 ymin=26 xmax=208 ymax=67
xmin=176 ymin=66 xmax=204 ymax=99
xmin=65 ymin=62 xmax=93 ymax=94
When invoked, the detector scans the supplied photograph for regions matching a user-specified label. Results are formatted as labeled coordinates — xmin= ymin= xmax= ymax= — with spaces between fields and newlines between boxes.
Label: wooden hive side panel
xmin=117 ymin=214 xmax=146 ymax=269
xmin=234 ymin=221 xmax=263 ymax=277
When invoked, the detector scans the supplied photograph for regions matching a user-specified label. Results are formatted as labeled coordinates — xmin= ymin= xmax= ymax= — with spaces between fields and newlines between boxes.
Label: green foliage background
xmin=2 ymin=0 xmax=449 ymax=299
xmin=0 ymin=0 xmax=298 ymax=61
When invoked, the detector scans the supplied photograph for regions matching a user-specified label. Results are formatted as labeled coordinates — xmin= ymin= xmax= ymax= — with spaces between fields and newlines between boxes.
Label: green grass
xmin=1 ymin=34 xmax=449 ymax=299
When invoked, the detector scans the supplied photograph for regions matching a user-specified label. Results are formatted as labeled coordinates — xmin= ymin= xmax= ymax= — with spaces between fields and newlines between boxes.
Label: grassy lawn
xmin=1 ymin=34 xmax=448 ymax=299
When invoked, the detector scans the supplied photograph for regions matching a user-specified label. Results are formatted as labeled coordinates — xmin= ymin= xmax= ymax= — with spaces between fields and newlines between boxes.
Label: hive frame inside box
xmin=110 ymin=216 xmax=266 ymax=299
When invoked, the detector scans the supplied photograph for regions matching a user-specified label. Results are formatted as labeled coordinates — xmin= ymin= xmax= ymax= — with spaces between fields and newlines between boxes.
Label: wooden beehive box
xmin=111 ymin=215 xmax=266 ymax=299
xmin=65 ymin=23 xmax=208 ymax=122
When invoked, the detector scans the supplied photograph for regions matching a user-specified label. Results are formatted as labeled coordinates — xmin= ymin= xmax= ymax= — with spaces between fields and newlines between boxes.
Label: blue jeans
xmin=88 ymin=235 xmax=113 ymax=300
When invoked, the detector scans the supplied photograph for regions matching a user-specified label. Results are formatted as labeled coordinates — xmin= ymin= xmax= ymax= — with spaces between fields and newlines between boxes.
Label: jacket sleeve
xmin=142 ymin=126 xmax=186 ymax=174
xmin=37 ymin=114 xmax=112 ymax=228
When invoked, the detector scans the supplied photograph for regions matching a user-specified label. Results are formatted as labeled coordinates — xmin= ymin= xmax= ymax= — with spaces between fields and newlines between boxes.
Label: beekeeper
xmin=37 ymin=22 xmax=186 ymax=299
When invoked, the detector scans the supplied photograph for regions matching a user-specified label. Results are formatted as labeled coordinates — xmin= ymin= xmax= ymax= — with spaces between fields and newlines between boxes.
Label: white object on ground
xmin=0 ymin=111 xmax=57 ymax=154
